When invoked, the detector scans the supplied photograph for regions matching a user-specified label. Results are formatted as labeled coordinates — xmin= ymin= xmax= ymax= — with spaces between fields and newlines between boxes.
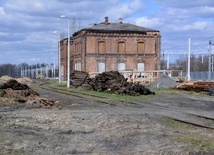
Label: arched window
xmin=98 ymin=41 xmax=105 ymax=54
xmin=118 ymin=42 xmax=125 ymax=53
xmin=138 ymin=42 xmax=145 ymax=53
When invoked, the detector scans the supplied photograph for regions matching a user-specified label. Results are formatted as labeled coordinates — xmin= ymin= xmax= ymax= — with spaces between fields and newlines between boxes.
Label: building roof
xmin=86 ymin=22 xmax=158 ymax=32
xmin=73 ymin=17 xmax=159 ymax=37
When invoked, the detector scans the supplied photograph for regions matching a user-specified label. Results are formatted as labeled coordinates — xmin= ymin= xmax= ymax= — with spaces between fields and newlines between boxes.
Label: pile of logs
xmin=88 ymin=71 xmax=155 ymax=96
xmin=0 ymin=79 xmax=30 ymax=90
xmin=70 ymin=70 xmax=91 ymax=90
xmin=0 ymin=79 xmax=59 ymax=108
xmin=175 ymin=81 xmax=214 ymax=93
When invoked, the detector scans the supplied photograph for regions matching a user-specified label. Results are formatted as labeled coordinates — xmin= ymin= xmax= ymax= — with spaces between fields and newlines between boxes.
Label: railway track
xmin=38 ymin=82 xmax=214 ymax=130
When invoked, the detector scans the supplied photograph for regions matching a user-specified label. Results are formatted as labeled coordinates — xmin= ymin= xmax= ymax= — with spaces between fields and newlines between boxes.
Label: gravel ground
xmin=0 ymin=85 xmax=214 ymax=155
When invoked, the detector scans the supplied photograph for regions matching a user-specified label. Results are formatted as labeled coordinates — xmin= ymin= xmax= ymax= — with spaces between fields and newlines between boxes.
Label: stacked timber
xmin=70 ymin=70 xmax=91 ymax=90
xmin=88 ymin=71 xmax=155 ymax=96
xmin=175 ymin=81 xmax=214 ymax=93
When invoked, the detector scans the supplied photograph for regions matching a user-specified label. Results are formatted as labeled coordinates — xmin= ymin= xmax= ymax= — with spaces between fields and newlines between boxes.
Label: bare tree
xmin=172 ymin=54 xmax=209 ymax=72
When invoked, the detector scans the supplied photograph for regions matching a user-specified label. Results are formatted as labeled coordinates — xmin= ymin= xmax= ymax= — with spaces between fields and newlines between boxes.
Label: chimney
xmin=118 ymin=18 xmax=123 ymax=24
xmin=105 ymin=17 xmax=109 ymax=25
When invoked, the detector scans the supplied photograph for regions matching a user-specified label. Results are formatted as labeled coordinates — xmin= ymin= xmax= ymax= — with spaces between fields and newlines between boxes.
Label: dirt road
xmin=0 ymin=83 xmax=214 ymax=155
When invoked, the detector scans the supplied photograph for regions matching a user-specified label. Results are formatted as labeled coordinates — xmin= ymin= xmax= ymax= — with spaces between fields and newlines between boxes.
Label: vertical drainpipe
xmin=156 ymin=33 xmax=161 ymax=71
xmin=154 ymin=33 xmax=158 ymax=70
xmin=158 ymin=34 xmax=161 ymax=70
xmin=84 ymin=31 xmax=87 ymax=72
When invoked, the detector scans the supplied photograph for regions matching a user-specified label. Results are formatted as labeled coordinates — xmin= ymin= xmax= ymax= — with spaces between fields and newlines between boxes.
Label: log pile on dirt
xmin=70 ymin=70 xmax=91 ymax=90
xmin=0 ymin=79 xmax=31 ymax=90
xmin=0 ymin=79 xmax=59 ymax=108
xmin=88 ymin=71 xmax=155 ymax=96
xmin=174 ymin=81 xmax=214 ymax=93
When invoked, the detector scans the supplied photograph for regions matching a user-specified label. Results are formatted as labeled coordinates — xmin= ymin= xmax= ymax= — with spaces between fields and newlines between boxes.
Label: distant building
xmin=60 ymin=17 xmax=161 ymax=81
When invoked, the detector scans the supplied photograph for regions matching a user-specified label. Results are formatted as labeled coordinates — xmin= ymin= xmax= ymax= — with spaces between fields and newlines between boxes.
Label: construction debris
xmin=148 ymin=74 xmax=179 ymax=88
xmin=0 ymin=79 xmax=59 ymax=108
xmin=88 ymin=71 xmax=155 ymax=96
xmin=175 ymin=81 xmax=214 ymax=93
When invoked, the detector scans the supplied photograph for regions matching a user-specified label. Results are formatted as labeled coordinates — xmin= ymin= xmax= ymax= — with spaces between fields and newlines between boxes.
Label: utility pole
xmin=208 ymin=40 xmax=212 ymax=81
xmin=187 ymin=38 xmax=191 ymax=81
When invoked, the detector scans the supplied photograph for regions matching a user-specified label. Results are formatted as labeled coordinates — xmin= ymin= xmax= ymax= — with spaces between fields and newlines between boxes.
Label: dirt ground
xmin=0 ymin=83 xmax=214 ymax=155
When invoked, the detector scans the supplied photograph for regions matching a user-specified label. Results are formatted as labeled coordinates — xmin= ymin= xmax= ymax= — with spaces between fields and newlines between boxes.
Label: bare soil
xmin=0 ymin=83 xmax=214 ymax=155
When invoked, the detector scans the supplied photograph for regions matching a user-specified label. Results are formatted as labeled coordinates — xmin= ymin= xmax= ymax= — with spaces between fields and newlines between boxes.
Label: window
xmin=61 ymin=65 xmax=64 ymax=79
xmin=98 ymin=62 xmax=105 ymax=73
xmin=137 ymin=63 xmax=144 ymax=71
xmin=75 ymin=62 xmax=81 ymax=71
xmin=138 ymin=42 xmax=145 ymax=53
xmin=118 ymin=63 xmax=126 ymax=71
xmin=98 ymin=41 xmax=105 ymax=53
xmin=118 ymin=42 xmax=125 ymax=53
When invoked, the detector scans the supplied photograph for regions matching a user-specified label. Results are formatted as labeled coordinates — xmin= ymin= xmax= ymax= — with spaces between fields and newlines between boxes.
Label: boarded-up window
xmin=138 ymin=42 xmax=145 ymax=53
xmin=118 ymin=42 xmax=125 ymax=53
xmin=118 ymin=63 xmax=126 ymax=71
xmin=61 ymin=65 xmax=64 ymax=80
xmin=98 ymin=62 xmax=105 ymax=72
xmin=98 ymin=41 xmax=105 ymax=53
xmin=137 ymin=63 xmax=144 ymax=71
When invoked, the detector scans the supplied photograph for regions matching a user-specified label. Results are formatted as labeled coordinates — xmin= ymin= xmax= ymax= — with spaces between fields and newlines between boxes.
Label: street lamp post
xmin=208 ymin=40 xmax=212 ymax=81
xmin=53 ymin=31 xmax=61 ymax=83
xmin=187 ymin=38 xmax=191 ymax=81
xmin=61 ymin=15 xmax=70 ymax=88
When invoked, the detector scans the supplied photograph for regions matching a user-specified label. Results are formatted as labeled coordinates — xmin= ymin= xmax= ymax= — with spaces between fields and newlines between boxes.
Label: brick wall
xmin=60 ymin=30 xmax=161 ymax=81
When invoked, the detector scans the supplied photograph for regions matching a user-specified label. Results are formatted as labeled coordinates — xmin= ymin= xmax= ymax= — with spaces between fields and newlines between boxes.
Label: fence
xmin=183 ymin=71 xmax=214 ymax=81
xmin=89 ymin=70 xmax=183 ymax=84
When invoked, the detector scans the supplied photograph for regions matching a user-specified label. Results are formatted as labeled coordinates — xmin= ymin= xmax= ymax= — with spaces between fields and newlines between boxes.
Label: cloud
xmin=176 ymin=21 xmax=208 ymax=31
xmin=104 ymin=0 xmax=145 ymax=21
xmin=156 ymin=0 xmax=214 ymax=8
xmin=195 ymin=6 xmax=214 ymax=18
xmin=135 ymin=17 xmax=161 ymax=29
xmin=0 ymin=7 xmax=6 ymax=15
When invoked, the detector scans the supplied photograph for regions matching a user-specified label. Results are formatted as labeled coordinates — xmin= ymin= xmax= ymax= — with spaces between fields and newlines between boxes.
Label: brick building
xmin=60 ymin=17 xmax=161 ymax=81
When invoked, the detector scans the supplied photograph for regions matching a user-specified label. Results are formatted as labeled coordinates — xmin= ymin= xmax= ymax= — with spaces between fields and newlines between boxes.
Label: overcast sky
xmin=0 ymin=0 xmax=214 ymax=65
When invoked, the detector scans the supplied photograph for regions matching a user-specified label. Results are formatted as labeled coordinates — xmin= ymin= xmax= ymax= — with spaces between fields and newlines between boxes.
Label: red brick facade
xmin=60 ymin=17 xmax=161 ymax=81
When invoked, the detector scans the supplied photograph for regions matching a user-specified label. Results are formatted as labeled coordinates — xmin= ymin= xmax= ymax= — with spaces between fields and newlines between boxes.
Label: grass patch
xmin=50 ymin=81 xmax=67 ymax=88
xmin=161 ymin=118 xmax=214 ymax=153
xmin=178 ymin=137 xmax=214 ymax=153
xmin=161 ymin=117 xmax=194 ymax=129
xmin=46 ymin=80 xmax=152 ymax=103
xmin=0 ymin=129 xmax=5 ymax=143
